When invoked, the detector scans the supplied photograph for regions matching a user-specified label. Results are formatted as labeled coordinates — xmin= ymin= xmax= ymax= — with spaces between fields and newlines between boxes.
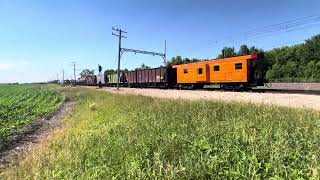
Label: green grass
xmin=1 ymin=87 xmax=320 ymax=179
xmin=0 ymin=84 xmax=64 ymax=140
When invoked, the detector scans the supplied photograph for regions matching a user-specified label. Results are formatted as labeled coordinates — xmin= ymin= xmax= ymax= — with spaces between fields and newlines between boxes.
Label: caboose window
xmin=235 ymin=63 xmax=242 ymax=70
xmin=197 ymin=68 xmax=203 ymax=75
xmin=183 ymin=69 xmax=188 ymax=74
xmin=214 ymin=65 xmax=220 ymax=71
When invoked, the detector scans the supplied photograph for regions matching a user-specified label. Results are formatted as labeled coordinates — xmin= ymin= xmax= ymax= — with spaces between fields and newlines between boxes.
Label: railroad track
xmin=253 ymin=88 xmax=320 ymax=95
xmin=200 ymin=82 xmax=320 ymax=95
xmin=201 ymin=88 xmax=320 ymax=95
xmin=83 ymin=83 xmax=320 ymax=96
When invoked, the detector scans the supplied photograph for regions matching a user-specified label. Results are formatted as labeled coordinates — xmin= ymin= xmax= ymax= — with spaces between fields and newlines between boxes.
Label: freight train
xmin=79 ymin=53 xmax=267 ymax=90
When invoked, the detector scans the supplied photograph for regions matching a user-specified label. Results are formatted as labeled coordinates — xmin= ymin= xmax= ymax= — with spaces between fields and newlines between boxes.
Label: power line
xmin=208 ymin=23 xmax=320 ymax=49
xmin=223 ymin=15 xmax=320 ymax=40
xmin=227 ymin=15 xmax=317 ymax=38
xmin=165 ymin=15 xmax=320 ymax=59
xmin=259 ymin=39 xmax=306 ymax=50
xmin=211 ymin=15 xmax=320 ymax=45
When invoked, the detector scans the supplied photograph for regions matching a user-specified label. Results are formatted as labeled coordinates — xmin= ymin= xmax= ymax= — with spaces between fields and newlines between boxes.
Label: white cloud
xmin=0 ymin=60 xmax=31 ymax=71
xmin=22 ymin=61 xmax=31 ymax=65
xmin=0 ymin=63 xmax=15 ymax=70
xmin=0 ymin=71 xmax=50 ymax=83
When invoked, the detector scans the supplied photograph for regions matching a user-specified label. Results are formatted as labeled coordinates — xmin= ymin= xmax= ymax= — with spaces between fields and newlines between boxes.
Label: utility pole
xmin=57 ymin=74 xmax=59 ymax=84
xmin=112 ymin=27 xmax=127 ymax=90
xmin=164 ymin=40 xmax=167 ymax=65
xmin=62 ymin=69 xmax=65 ymax=85
xmin=70 ymin=62 xmax=77 ymax=86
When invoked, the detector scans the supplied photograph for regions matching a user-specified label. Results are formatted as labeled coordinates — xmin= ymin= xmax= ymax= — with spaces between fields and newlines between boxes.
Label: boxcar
xmin=85 ymin=75 xmax=97 ymax=86
xmin=173 ymin=53 xmax=266 ymax=90
xmin=126 ymin=67 xmax=176 ymax=88
xmin=106 ymin=73 xmax=118 ymax=87
xmin=126 ymin=71 xmax=137 ymax=84
xmin=106 ymin=73 xmax=127 ymax=87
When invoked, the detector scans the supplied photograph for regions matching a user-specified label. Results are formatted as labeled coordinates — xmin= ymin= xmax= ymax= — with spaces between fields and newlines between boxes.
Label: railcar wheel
xmin=193 ymin=84 xmax=204 ymax=90
xmin=265 ymin=81 xmax=272 ymax=88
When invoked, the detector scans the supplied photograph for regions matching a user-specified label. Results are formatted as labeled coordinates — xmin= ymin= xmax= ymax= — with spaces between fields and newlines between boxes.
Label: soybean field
xmin=0 ymin=84 xmax=64 ymax=140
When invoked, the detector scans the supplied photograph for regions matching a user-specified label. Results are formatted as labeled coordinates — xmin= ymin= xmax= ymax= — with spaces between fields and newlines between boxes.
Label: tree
xmin=191 ymin=58 xmax=201 ymax=63
xmin=173 ymin=56 xmax=183 ymax=65
xmin=104 ymin=69 xmax=115 ymax=75
xmin=167 ymin=56 xmax=183 ymax=66
xmin=264 ymin=34 xmax=320 ymax=82
xmin=238 ymin=45 xmax=250 ymax=56
xmin=249 ymin=46 xmax=260 ymax=54
xmin=79 ymin=69 xmax=94 ymax=78
xmin=183 ymin=58 xmax=191 ymax=64
xmin=140 ymin=63 xmax=151 ymax=69
xmin=217 ymin=47 xmax=236 ymax=58
xmin=303 ymin=60 xmax=320 ymax=80
xmin=122 ymin=68 xmax=129 ymax=73
xmin=166 ymin=56 xmax=202 ymax=66
xmin=135 ymin=63 xmax=151 ymax=70
xmin=104 ymin=68 xmax=128 ymax=75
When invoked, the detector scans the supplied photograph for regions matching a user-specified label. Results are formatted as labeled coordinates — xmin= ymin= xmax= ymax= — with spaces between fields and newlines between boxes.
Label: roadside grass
xmin=1 ymin=87 xmax=320 ymax=179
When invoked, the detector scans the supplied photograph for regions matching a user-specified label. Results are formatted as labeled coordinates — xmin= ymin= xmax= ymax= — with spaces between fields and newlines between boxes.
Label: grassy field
xmin=0 ymin=84 xmax=64 ymax=140
xmin=1 ymin=87 xmax=320 ymax=179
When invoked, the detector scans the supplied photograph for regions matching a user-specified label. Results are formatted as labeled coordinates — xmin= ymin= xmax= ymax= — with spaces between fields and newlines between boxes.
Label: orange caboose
xmin=173 ymin=53 xmax=266 ymax=90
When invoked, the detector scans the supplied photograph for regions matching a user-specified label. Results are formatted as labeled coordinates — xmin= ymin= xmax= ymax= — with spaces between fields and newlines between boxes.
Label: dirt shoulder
xmin=0 ymin=100 xmax=75 ymax=170
xmin=99 ymin=87 xmax=320 ymax=111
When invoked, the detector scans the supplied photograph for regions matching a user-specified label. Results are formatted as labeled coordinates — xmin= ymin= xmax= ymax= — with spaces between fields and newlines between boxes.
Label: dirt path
xmin=99 ymin=87 xmax=320 ymax=111
xmin=0 ymin=101 xmax=75 ymax=170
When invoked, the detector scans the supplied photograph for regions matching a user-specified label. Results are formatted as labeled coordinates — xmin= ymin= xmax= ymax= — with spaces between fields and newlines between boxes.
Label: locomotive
xmin=80 ymin=53 xmax=267 ymax=90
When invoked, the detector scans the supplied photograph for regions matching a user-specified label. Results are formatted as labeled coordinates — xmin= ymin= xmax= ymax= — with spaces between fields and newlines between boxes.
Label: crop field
xmin=0 ymin=84 xmax=64 ymax=140
xmin=2 ymin=87 xmax=320 ymax=179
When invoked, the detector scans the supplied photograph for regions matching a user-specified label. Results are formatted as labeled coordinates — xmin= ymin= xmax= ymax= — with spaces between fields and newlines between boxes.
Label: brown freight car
xmin=125 ymin=67 xmax=176 ymax=88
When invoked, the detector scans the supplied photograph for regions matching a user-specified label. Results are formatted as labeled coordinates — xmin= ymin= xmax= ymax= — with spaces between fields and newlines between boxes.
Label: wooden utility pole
xmin=70 ymin=62 xmax=77 ymax=86
xmin=164 ymin=40 xmax=167 ymax=65
xmin=62 ymin=69 xmax=65 ymax=85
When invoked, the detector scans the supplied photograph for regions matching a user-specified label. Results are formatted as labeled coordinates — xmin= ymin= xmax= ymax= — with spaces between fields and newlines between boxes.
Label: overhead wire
xmin=203 ymin=15 xmax=319 ymax=48
xmin=175 ymin=15 xmax=320 ymax=59
xmin=224 ymin=15 xmax=318 ymax=39
xmin=213 ymin=22 xmax=320 ymax=47
xmin=221 ymin=15 xmax=320 ymax=41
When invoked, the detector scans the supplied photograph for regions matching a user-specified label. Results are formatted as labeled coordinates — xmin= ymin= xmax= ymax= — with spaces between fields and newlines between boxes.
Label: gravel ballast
xmin=99 ymin=87 xmax=320 ymax=111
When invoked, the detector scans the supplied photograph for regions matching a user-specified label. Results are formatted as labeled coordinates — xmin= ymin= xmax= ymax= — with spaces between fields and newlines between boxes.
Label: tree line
xmin=264 ymin=34 xmax=320 ymax=82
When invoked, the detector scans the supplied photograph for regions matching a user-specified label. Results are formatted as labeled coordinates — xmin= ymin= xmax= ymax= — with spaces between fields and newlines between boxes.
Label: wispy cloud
xmin=22 ymin=61 xmax=31 ymax=65
xmin=0 ymin=63 xmax=15 ymax=70
xmin=0 ymin=60 xmax=31 ymax=71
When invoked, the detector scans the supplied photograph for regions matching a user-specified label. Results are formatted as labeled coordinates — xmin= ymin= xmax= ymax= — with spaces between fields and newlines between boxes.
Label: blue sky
xmin=0 ymin=0 xmax=320 ymax=83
